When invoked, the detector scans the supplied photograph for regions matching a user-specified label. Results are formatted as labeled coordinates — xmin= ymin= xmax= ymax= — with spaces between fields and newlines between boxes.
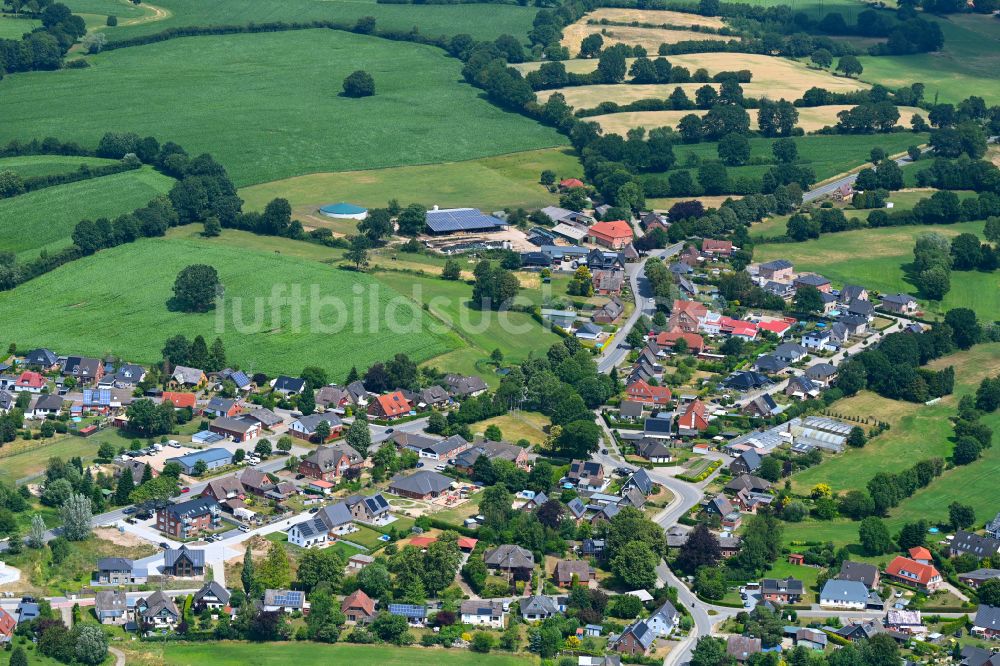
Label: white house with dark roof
xmin=288 ymin=517 xmax=330 ymax=548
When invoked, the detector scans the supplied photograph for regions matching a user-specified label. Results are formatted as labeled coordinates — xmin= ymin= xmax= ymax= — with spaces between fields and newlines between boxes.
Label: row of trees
xmin=0 ymin=2 xmax=85 ymax=76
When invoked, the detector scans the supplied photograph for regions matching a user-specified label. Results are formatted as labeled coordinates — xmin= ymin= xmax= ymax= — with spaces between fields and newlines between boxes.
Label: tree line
xmin=0 ymin=2 xmax=85 ymax=76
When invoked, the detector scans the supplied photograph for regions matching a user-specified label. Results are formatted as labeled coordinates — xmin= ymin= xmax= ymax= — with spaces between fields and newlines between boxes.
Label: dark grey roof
xmin=806 ymin=362 xmax=838 ymax=379
xmin=760 ymin=259 xmax=792 ymax=271
xmin=794 ymin=273 xmax=829 ymax=287
xmin=193 ymin=580 xmax=231 ymax=605
xmin=24 ymin=348 xmax=58 ymax=366
xmin=754 ymin=355 xmax=788 ymax=373
xmin=960 ymin=568 xmax=1000 ymax=583
xmin=426 ymin=434 xmax=468 ymax=456
xmin=973 ymin=605 xmax=1000 ymax=632
xmin=164 ymin=545 xmax=205 ymax=568
xmin=318 ymin=501 xmax=353 ymax=528
xmin=619 ymin=619 xmax=655 ymax=650
xmin=273 ymin=375 xmax=306 ymax=393
xmin=291 ymin=516 xmax=329 ymax=539
xmin=567 ymin=498 xmax=586 ymax=518
xmin=952 ymin=530 xmax=1000 ymax=558
xmin=625 ymin=468 xmax=653 ymax=495
xmin=521 ymin=595 xmax=560 ymax=617
xmin=739 ymin=449 xmax=762 ymax=470
xmin=644 ymin=417 xmax=673 ymax=434
xmin=838 ymin=561 xmax=879 ymax=587
xmin=389 ymin=470 xmax=453 ymax=496
xmin=484 ymin=544 xmax=534 ymax=569
xmin=97 ymin=557 xmax=134 ymax=571
xmin=761 ymin=576 xmax=804 ymax=595
xmin=293 ymin=412 xmax=343 ymax=433
xmin=140 ymin=591 xmax=179 ymax=619
xmin=848 ymin=299 xmax=875 ymax=316
xmin=821 ymin=579 xmax=869 ymax=605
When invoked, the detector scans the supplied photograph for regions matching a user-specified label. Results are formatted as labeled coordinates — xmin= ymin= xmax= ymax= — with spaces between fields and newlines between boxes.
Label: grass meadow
xmin=753 ymin=219 xmax=1000 ymax=321
xmin=0 ymin=30 xmax=565 ymax=187
xmin=77 ymin=0 xmax=538 ymax=42
xmin=786 ymin=343 xmax=1000 ymax=546
xmin=859 ymin=15 xmax=1000 ymax=105
xmin=0 ymin=166 xmax=174 ymax=260
xmin=239 ymin=148 xmax=583 ymax=215
xmin=0 ymin=234 xmax=456 ymax=379
xmin=120 ymin=642 xmax=538 ymax=666
xmin=0 ymin=15 xmax=39 ymax=38
xmin=0 ymin=154 xmax=120 ymax=179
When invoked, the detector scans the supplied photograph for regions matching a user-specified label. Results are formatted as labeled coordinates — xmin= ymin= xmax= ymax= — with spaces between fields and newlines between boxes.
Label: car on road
xmin=385 ymin=428 xmax=394 ymax=434
xmin=239 ymin=524 xmax=251 ymax=532
xmin=180 ymin=486 xmax=190 ymax=493
xmin=600 ymin=449 xmax=608 ymax=454
xmin=295 ymin=474 xmax=305 ymax=480
xmin=416 ymin=462 xmax=424 ymax=468
xmin=159 ymin=542 xmax=170 ymax=549
xmin=122 ymin=506 xmax=136 ymax=515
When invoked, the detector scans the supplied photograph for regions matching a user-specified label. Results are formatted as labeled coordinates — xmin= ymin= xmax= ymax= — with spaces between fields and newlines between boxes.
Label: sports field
xmin=859 ymin=15 xmax=1000 ymax=105
xmin=0 ymin=166 xmax=174 ymax=260
xmin=754 ymin=219 xmax=1000 ymax=321
xmin=75 ymin=0 xmax=537 ymax=42
xmin=121 ymin=642 xmax=538 ymax=666
xmin=586 ymin=105 xmax=923 ymax=135
xmin=0 ymin=30 xmax=565 ymax=187
xmin=239 ymin=148 xmax=582 ymax=214
xmin=0 ymin=154 xmax=120 ymax=179
xmin=0 ymin=234 xmax=456 ymax=378
xmin=0 ymin=15 xmax=38 ymax=38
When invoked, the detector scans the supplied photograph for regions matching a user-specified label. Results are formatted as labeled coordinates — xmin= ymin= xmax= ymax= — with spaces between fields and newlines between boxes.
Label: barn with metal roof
xmin=425 ymin=207 xmax=507 ymax=234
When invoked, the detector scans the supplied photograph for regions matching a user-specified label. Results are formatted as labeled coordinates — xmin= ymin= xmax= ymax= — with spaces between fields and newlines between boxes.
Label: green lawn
xmin=0 ymin=30 xmax=565 ymax=188
xmin=0 ymin=154 xmax=120 ymax=179
xmin=765 ymin=558 xmax=822 ymax=593
xmin=754 ymin=220 xmax=1000 ymax=321
xmin=0 ymin=234 xmax=455 ymax=380
xmin=0 ymin=431 xmax=111 ymax=486
xmin=124 ymin=642 xmax=537 ymax=666
xmin=0 ymin=166 xmax=174 ymax=260
xmin=86 ymin=0 xmax=538 ymax=42
xmin=473 ymin=411 xmax=551 ymax=445
xmin=859 ymin=15 xmax=1000 ymax=105
xmin=239 ymin=148 xmax=583 ymax=213
xmin=349 ymin=525 xmax=390 ymax=549
xmin=0 ymin=15 xmax=39 ymax=38
xmin=375 ymin=271 xmax=561 ymax=364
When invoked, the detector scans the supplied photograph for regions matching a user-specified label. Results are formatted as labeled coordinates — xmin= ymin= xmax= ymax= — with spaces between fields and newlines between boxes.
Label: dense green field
xmin=69 ymin=0 xmax=538 ymax=42
xmin=0 ymin=30 xmax=565 ymax=187
xmin=658 ymin=133 xmax=926 ymax=190
xmin=786 ymin=343 xmax=1000 ymax=546
xmin=0 ymin=167 xmax=174 ymax=260
xmin=122 ymin=642 xmax=537 ymax=666
xmin=859 ymin=15 xmax=1000 ymax=105
xmin=240 ymin=148 xmax=583 ymax=214
xmin=376 ymin=271 xmax=561 ymax=364
xmin=0 ymin=154 xmax=120 ymax=179
xmin=0 ymin=15 xmax=38 ymax=38
xmin=0 ymin=234 xmax=456 ymax=379
xmin=754 ymin=220 xmax=1000 ymax=321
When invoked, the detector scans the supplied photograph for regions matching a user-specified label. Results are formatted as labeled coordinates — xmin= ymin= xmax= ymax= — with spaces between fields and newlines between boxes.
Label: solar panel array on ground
xmin=425 ymin=208 xmax=504 ymax=233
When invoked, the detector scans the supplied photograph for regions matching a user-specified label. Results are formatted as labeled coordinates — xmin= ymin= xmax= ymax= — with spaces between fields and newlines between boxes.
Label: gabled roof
xmin=885 ymin=556 xmax=941 ymax=586
xmin=24 ymin=348 xmax=58 ymax=366
xmin=171 ymin=366 xmax=205 ymax=385
xmin=618 ymin=619 xmax=655 ymax=650
xmin=303 ymin=443 xmax=363 ymax=469
xmin=951 ymin=530 xmax=1000 ymax=558
xmin=761 ymin=576 xmax=804 ymax=595
xmin=140 ymin=591 xmax=178 ymax=619
xmin=290 ymin=516 xmax=329 ymax=539
xmin=95 ymin=590 xmax=126 ymax=613
xmin=193 ymin=580 xmax=231 ymax=605
xmin=263 ymin=589 xmax=305 ymax=609
xmin=97 ymin=557 xmax=134 ymax=571
xmin=373 ymin=391 xmax=412 ymax=417
xmin=293 ymin=412 xmax=343 ymax=433
xmin=588 ymin=220 xmax=633 ymax=241
xmin=162 ymin=391 xmax=196 ymax=408
xmin=484 ymin=544 xmax=534 ymax=569
xmin=521 ymin=595 xmax=561 ymax=616
xmin=164 ymin=545 xmax=206 ymax=568
xmin=389 ymin=470 xmax=452 ymax=496
xmin=805 ymin=362 xmax=838 ymax=379
xmin=342 ymin=589 xmax=376 ymax=615
xmin=625 ymin=468 xmax=654 ymax=495
xmin=974 ymin=605 xmax=1000 ymax=632
xmin=820 ymin=579 xmax=869 ymax=605
xmin=760 ymin=259 xmax=792 ymax=271
xmin=318 ymin=501 xmax=353 ymax=529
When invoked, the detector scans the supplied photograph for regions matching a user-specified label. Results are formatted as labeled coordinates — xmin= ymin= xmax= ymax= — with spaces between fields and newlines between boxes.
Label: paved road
xmin=597 ymin=243 xmax=684 ymax=374
xmin=803 ymin=148 xmax=927 ymax=204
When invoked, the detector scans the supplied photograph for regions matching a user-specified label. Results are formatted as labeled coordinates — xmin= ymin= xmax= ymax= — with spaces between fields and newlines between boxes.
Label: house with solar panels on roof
xmin=424 ymin=207 xmax=508 ymax=235
xmin=263 ymin=589 xmax=308 ymax=613
xmin=319 ymin=202 xmax=368 ymax=220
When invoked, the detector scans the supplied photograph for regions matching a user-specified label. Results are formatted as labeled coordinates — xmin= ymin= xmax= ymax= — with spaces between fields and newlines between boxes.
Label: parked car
xmin=384 ymin=428 xmax=394 ymax=434
xmin=159 ymin=542 xmax=170 ymax=549
xmin=122 ymin=506 xmax=136 ymax=515
xmin=295 ymin=473 xmax=305 ymax=480
xmin=180 ymin=486 xmax=190 ymax=493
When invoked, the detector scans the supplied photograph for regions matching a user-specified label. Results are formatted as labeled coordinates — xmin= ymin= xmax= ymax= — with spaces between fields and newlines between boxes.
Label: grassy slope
xmin=73 ymin=0 xmax=538 ymax=42
xmin=239 ymin=148 xmax=583 ymax=213
xmin=122 ymin=642 xmax=538 ymax=666
xmin=753 ymin=220 xmax=1000 ymax=321
xmin=786 ymin=343 xmax=1000 ymax=545
xmin=0 ymin=154 xmax=119 ymax=179
xmin=0 ymin=234 xmax=455 ymax=379
xmin=0 ymin=30 xmax=565 ymax=188
xmin=0 ymin=15 xmax=39 ymax=38
xmin=0 ymin=166 xmax=174 ymax=260
xmin=375 ymin=271 xmax=561 ymax=364
xmin=859 ymin=15 xmax=1000 ymax=105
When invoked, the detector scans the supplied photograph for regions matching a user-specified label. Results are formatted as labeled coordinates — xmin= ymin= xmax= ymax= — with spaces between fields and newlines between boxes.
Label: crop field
xmin=239 ymin=148 xmax=583 ymax=215
xmin=79 ymin=0 xmax=537 ymax=42
xmin=517 ymin=53 xmax=869 ymax=96
xmin=0 ymin=154 xmax=120 ymax=179
xmin=61 ymin=0 xmax=150 ymax=25
xmin=538 ymin=81 xmax=868 ymax=110
xmin=0 ymin=30 xmax=565 ymax=188
xmin=859 ymin=15 xmax=1000 ymax=105
xmin=0 ymin=235 xmax=456 ymax=379
xmin=585 ymin=105 xmax=923 ymax=135
xmin=577 ymin=8 xmax=728 ymax=30
xmin=121 ymin=642 xmax=538 ymax=666
xmin=0 ymin=166 xmax=174 ymax=260
xmin=0 ymin=15 xmax=39 ymax=38
xmin=754 ymin=219 xmax=1000 ymax=321
xmin=375 ymin=271 xmax=560 ymax=364
xmin=561 ymin=21 xmax=730 ymax=54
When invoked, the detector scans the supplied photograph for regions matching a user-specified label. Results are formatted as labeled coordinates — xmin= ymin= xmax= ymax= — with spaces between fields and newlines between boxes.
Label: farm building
xmin=319 ymin=202 xmax=368 ymax=220
xmin=425 ymin=207 xmax=507 ymax=234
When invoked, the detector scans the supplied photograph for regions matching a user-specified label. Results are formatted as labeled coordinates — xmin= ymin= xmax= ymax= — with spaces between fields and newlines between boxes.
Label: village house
xmin=263 ymin=590 xmax=307 ymax=614
xmin=820 ymin=579 xmax=870 ymax=610
xmin=484 ymin=544 xmax=535 ymax=580
xmin=156 ymin=498 xmax=221 ymax=539
xmin=587 ymin=220 xmax=633 ymax=249
xmin=669 ymin=300 xmax=708 ymax=334
xmin=289 ymin=413 xmax=344 ymax=442
xmin=761 ymin=577 xmax=804 ymax=603
xmin=316 ymin=501 xmax=355 ymax=536
xmin=959 ymin=569 xmax=1000 ymax=589
xmin=13 ymin=371 xmax=46 ymax=393
xmin=950 ymin=530 xmax=1000 ymax=560
xmin=193 ymin=581 xmax=231 ymax=612
xmin=460 ymin=600 xmax=506 ymax=628
xmin=972 ymin=605 xmax=1000 ymax=640
xmin=634 ymin=438 xmax=672 ymax=463
xmin=137 ymin=591 xmax=179 ymax=629
xmin=646 ymin=601 xmax=679 ymax=637
xmin=388 ymin=470 xmax=452 ymax=499
xmin=567 ymin=459 xmax=604 ymax=490
xmin=167 ymin=447 xmax=233 ymax=474
xmin=411 ymin=434 xmax=470 ymax=460
xmin=368 ymin=391 xmax=412 ymax=419
xmin=170 ymin=366 xmax=207 ymax=388
xmin=162 ymin=391 xmax=197 ymax=409
xmin=444 ymin=374 xmax=488 ymax=398
xmin=654 ymin=329 xmax=705 ymax=354
xmin=701 ymin=238 xmax=733 ymax=258
xmin=592 ymin=270 xmax=625 ymax=296
xmin=880 ymin=293 xmax=919 ymax=314
xmin=677 ymin=399 xmax=708 ymax=436
xmin=298 ymin=443 xmax=364 ymax=481
xmin=342 ymin=590 xmax=377 ymax=624
xmin=271 ymin=376 xmax=306 ymax=395
xmin=209 ymin=415 xmax=261 ymax=443
xmin=724 ymin=474 xmax=771 ymax=495
xmin=454 ymin=440 xmax=529 ymax=472
xmin=838 ymin=561 xmax=881 ymax=590
xmin=806 ymin=363 xmax=838 ymax=386
xmin=884 ymin=556 xmax=942 ymax=591
xmin=95 ymin=557 xmax=146 ymax=585
xmin=554 ymin=560 xmax=596 ymax=587
xmin=593 ymin=296 xmax=625 ymax=323
xmin=62 ymin=356 xmax=104 ymax=385
xmin=345 ymin=493 xmax=393 ymax=524
xmin=201 ymin=476 xmax=245 ymax=504
xmin=387 ymin=604 xmax=427 ymax=626
xmin=743 ymin=393 xmax=780 ymax=418
xmin=26 ymin=394 xmax=63 ymax=419
xmin=287 ymin=517 xmax=329 ymax=548
xmin=23 ymin=348 xmax=59 ymax=371
xmin=626 ymin=378 xmax=671 ymax=406
xmin=885 ymin=609 xmax=926 ymax=635
xmin=94 ymin=590 xmax=127 ymax=625
xmin=612 ymin=620 xmax=655 ymax=656
xmin=239 ymin=467 xmax=277 ymax=497
xmin=162 ymin=546 xmax=206 ymax=577
xmin=729 ymin=450 xmax=763 ymax=476
xmin=521 ymin=595 xmax=566 ymax=621
xmin=202 ymin=396 xmax=242 ymax=419
xmin=793 ymin=274 xmax=831 ymax=293
xmin=758 ymin=259 xmax=794 ymax=281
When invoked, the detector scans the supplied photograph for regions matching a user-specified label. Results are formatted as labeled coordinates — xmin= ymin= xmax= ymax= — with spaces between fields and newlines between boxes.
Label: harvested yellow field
xmin=562 ymin=22 xmax=729 ymax=54
xmin=581 ymin=8 xmax=728 ymax=29
xmin=539 ymin=82 xmax=823 ymax=108
xmin=518 ymin=54 xmax=867 ymax=97
xmin=588 ymin=105 xmax=925 ymax=134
